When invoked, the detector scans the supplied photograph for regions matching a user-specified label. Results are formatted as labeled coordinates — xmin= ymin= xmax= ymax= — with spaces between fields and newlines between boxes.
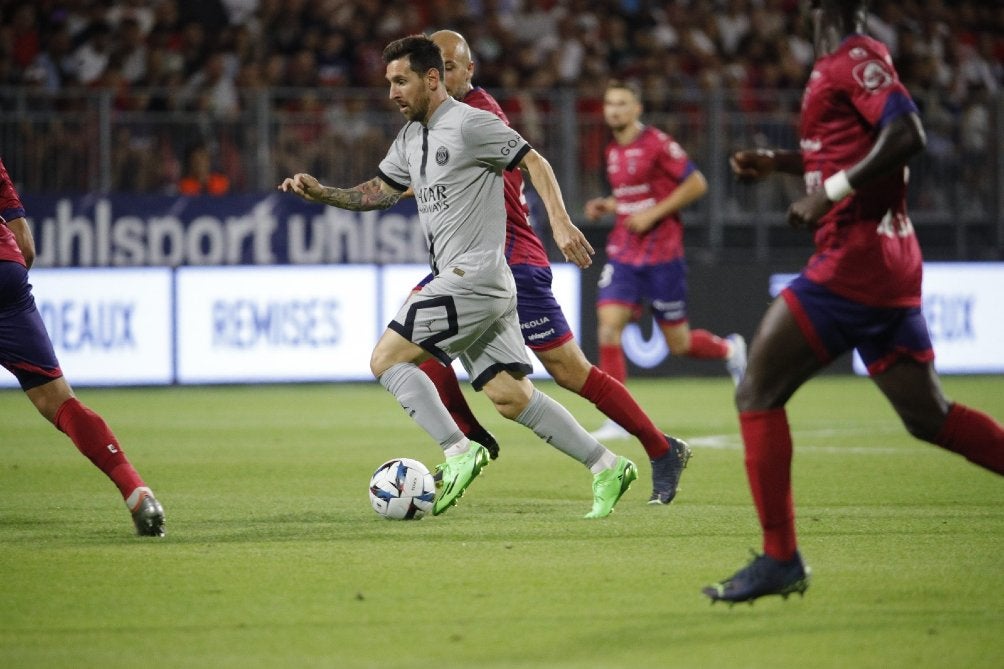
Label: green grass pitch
xmin=1 ymin=375 xmax=1002 ymax=668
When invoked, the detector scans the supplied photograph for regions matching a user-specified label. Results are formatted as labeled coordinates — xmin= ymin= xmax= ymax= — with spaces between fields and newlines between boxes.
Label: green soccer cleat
xmin=432 ymin=444 xmax=490 ymax=515
xmin=585 ymin=456 xmax=637 ymax=518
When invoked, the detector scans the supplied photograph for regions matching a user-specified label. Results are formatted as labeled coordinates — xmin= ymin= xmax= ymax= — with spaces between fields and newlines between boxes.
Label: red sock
xmin=935 ymin=403 xmax=1004 ymax=475
xmin=419 ymin=359 xmax=486 ymax=438
xmin=54 ymin=398 xmax=145 ymax=499
xmin=580 ymin=366 xmax=669 ymax=459
xmin=687 ymin=329 xmax=730 ymax=360
xmin=598 ymin=344 xmax=627 ymax=383
xmin=739 ymin=408 xmax=797 ymax=560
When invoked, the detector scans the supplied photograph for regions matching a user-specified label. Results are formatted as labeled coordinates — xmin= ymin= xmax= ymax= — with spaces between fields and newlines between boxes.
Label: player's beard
xmin=402 ymin=90 xmax=430 ymax=123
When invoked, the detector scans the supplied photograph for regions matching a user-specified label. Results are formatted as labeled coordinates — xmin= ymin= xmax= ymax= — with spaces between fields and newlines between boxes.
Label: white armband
xmin=823 ymin=170 xmax=854 ymax=202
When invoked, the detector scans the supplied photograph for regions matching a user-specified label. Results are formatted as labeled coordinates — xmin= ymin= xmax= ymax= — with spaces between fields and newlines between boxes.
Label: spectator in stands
xmin=68 ymin=21 xmax=114 ymax=85
xmin=2 ymin=0 xmax=1001 ymax=199
xmin=177 ymin=142 xmax=230 ymax=196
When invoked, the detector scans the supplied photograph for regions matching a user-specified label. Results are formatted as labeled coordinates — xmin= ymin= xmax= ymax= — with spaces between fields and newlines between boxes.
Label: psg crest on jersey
xmin=436 ymin=146 xmax=449 ymax=166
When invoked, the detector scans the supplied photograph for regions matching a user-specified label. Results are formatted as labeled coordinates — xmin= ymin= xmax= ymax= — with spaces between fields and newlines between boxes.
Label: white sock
xmin=589 ymin=451 xmax=618 ymax=475
xmin=443 ymin=438 xmax=472 ymax=458
xmin=124 ymin=486 xmax=152 ymax=510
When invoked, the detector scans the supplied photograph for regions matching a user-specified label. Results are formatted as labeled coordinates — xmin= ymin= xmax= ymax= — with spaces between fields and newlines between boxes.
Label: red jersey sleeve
xmin=841 ymin=40 xmax=918 ymax=130
xmin=653 ymin=133 xmax=696 ymax=184
xmin=462 ymin=88 xmax=549 ymax=267
xmin=0 ymin=158 xmax=26 ymax=222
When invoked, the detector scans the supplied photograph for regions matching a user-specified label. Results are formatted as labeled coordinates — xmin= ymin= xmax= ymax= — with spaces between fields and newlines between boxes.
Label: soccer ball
xmin=368 ymin=457 xmax=436 ymax=520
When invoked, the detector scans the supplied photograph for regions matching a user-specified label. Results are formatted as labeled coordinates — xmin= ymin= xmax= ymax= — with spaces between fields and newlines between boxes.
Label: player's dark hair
xmin=605 ymin=78 xmax=642 ymax=100
xmin=817 ymin=0 xmax=868 ymax=33
xmin=383 ymin=35 xmax=445 ymax=80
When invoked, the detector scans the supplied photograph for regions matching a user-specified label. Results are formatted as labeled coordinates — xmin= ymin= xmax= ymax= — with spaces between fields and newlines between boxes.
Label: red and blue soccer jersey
xmin=603 ymin=126 xmax=697 ymax=266
xmin=0 ymin=158 xmax=27 ymax=266
xmin=799 ymin=34 xmax=922 ymax=308
xmin=463 ymin=87 xmax=549 ymax=268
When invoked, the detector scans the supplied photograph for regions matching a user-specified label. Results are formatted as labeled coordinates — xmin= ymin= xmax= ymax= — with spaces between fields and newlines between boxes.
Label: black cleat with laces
xmin=648 ymin=436 xmax=692 ymax=505
xmin=703 ymin=551 xmax=810 ymax=604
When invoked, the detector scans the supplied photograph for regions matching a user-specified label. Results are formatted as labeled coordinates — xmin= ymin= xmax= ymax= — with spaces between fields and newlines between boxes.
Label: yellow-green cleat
xmin=585 ymin=456 xmax=637 ymax=518
xmin=433 ymin=444 xmax=489 ymax=515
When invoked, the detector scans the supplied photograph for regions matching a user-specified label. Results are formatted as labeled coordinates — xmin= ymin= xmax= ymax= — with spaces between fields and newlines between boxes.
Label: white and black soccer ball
xmin=368 ymin=457 xmax=436 ymax=520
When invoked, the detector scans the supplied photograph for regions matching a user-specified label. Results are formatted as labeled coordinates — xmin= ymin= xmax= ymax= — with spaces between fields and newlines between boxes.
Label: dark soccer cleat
xmin=468 ymin=427 xmax=500 ymax=460
xmin=702 ymin=551 xmax=810 ymax=604
xmin=130 ymin=489 xmax=166 ymax=537
xmin=648 ymin=436 xmax=692 ymax=505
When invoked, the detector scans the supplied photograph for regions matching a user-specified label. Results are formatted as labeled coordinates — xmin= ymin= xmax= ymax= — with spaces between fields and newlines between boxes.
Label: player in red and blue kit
xmin=0 ymin=158 xmax=165 ymax=536
xmin=703 ymin=0 xmax=1004 ymax=604
xmin=412 ymin=30 xmax=692 ymax=505
xmin=585 ymin=80 xmax=747 ymax=441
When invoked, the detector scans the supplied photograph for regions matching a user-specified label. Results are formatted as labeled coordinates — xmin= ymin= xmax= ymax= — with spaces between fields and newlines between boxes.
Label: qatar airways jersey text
xmin=603 ymin=126 xmax=696 ymax=266
xmin=0 ymin=158 xmax=26 ymax=266
xmin=799 ymin=34 xmax=922 ymax=307
xmin=463 ymin=87 xmax=549 ymax=268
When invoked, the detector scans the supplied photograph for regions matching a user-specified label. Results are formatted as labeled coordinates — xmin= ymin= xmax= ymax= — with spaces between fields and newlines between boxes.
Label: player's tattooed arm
xmin=316 ymin=177 xmax=402 ymax=210
xmin=279 ymin=174 xmax=401 ymax=210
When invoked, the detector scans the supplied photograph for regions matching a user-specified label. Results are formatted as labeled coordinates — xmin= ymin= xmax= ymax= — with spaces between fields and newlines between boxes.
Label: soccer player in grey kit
xmin=280 ymin=35 xmax=636 ymax=518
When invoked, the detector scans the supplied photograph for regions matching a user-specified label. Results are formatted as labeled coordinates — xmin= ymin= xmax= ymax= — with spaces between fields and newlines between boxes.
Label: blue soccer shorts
xmin=782 ymin=274 xmax=934 ymax=375
xmin=596 ymin=257 xmax=688 ymax=325
xmin=0 ymin=261 xmax=62 ymax=390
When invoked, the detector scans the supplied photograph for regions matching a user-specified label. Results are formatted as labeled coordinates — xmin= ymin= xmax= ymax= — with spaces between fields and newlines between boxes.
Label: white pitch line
xmin=686 ymin=430 xmax=918 ymax=455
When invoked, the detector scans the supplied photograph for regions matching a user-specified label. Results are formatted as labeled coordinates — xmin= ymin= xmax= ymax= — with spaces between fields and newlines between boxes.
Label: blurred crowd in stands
xmin=0 ymin=0 xmax=1001 ymax=202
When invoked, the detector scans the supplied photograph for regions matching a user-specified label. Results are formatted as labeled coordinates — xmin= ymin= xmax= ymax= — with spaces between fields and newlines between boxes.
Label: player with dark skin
xmin=703 ymin=0 xmax=1004 ymax=604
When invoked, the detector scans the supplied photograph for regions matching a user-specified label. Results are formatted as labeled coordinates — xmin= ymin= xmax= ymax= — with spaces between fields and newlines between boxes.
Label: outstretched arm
xmin=787 ymin=112 xmax=926 ymax=229
xmin=278 ymin=173 xmax=403 ymax=211
xmin=520 ymin=149 xmax=594 ymax=269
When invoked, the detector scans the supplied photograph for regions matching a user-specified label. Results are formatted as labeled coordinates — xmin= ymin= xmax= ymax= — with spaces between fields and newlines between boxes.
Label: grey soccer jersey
xmin=378 ymin=96 xmax=534 ymax=388
xmin=378 ymin=96 xmax=531 ymax=297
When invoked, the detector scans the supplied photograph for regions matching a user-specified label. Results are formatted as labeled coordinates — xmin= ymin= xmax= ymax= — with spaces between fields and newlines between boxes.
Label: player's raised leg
xmin=871 ymin=358 xmax=1004 ymax=475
